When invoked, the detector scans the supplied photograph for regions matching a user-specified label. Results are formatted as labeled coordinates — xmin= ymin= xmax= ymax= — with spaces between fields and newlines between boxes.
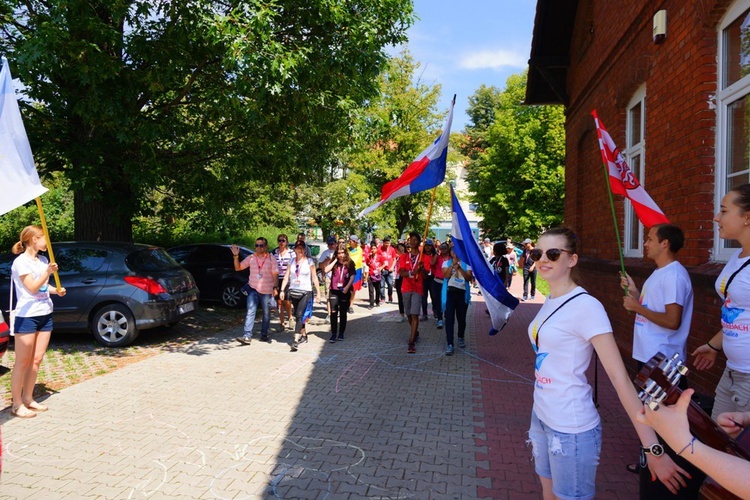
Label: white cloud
xmin=459 ymin=49 xmax=527 ymax=71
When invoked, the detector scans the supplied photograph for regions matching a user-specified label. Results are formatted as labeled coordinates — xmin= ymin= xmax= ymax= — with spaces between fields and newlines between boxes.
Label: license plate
xmin=179 ymin=301 xmax=195 ymax=314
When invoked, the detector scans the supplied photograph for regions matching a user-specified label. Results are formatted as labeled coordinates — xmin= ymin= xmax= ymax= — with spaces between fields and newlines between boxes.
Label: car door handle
xmin=81 ymin=278 xmax=98 ymax=284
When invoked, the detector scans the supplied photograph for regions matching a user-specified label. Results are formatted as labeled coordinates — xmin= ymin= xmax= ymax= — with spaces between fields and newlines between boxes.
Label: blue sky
xmin=398 ymin=0 xmax=537 ymax=132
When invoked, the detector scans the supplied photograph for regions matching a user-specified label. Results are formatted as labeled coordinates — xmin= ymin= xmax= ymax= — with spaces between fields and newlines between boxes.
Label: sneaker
xmin=436 ymin=320 xmax=443 ymax=329
xmin=368 ymin=305 xmax=373 ymax=309
xmin=236 ymin=336 xmax=252 ymax=345
xmin=445 ymin=344 xmax=454 ymax=356
xmin=458 ymin=338 xmax=466 ymax=349
xmin=530 ymin=295 xmax=535 ymax=300
xmin=348 ymin=307 xmax=354 ymax=314
xmin=399 ymin=316 xmax=406 ymax=323
xmin=420 ymin=315 xmax=428 ymax=322
xmin=298 ymin=335 xmax=308 ymax=344
xmin=260 ymin=335 xmax=269 ymax=342
xmin=290 ymin=341 xmax=298 ymax=352
xmin=407 ymin=342 xmax=416 ymax=354
xmin=329 ymin=335 xmax=336 ymax=343
xmin=337 ymin=334 xmax=344 ymax=341
xmin=522 ymin=296 xmax=527 ymax=301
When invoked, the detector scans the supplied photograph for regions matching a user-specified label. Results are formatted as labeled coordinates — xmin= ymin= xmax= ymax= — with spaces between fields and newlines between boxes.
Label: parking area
xmin=0 ymin=304 xmax=247 ymax=409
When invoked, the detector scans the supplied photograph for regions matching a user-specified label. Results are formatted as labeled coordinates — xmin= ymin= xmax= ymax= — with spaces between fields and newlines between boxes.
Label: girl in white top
xmin=9 ymin=225 xmax=66 ymax=418
xmin=693 ymin=184 xmax=750 ymax=418
xmin=280 ymin=240 xmax=319 ymax=351
xmin=527 ymin=227 xmax=687 ymax=499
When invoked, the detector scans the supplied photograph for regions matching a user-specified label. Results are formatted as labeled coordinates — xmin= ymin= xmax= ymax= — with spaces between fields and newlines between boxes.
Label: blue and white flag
xmin=0 ymin=57 xmax=47 ymax=216
xmin=450 ymin=186 xmax=518 ymax=334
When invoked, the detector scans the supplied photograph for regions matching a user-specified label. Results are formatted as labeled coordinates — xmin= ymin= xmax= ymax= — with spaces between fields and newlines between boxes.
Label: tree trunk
xmin=74 ymin=190 xmax=133 ymax=242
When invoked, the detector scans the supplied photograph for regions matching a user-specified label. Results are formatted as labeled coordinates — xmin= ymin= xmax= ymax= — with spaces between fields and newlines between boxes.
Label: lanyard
xmin=255 ymin=255 xmax=268 ymax=274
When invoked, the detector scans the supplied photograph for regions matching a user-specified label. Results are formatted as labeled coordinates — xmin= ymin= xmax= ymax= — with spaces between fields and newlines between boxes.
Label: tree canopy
xmin=464 ymin=72 xmax=565 ymax=241
xmin=0 ymin=0 xmax=414 ymax=241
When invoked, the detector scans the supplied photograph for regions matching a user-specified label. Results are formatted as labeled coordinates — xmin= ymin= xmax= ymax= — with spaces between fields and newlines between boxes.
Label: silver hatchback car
xmin=0 ymin=242 xmax=200 ymax=347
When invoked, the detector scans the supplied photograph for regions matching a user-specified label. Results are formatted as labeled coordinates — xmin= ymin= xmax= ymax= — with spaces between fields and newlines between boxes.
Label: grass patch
xmin=535 ymin=276 xmax=550 ymax=297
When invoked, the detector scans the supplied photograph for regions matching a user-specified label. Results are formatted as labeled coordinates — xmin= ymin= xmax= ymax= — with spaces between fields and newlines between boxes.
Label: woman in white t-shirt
xmin=527 ymin=227 xmax=687 ymax=499
xmin=9 ymin=226 xmax=66 ymax=419
xmin=280 ymin=240 xmax=319 ymax=352
xmin=693 ymin=184 xmax=750 ymax=419
xmin=441 ymin=248 xmax=473 ymax=356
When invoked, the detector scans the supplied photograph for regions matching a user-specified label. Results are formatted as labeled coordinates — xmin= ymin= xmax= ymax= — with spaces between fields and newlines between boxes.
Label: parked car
xmin=0 ymin=242 xmax=200 ymax=348
xmin=166 ymin=244 xmax=253 ymax=309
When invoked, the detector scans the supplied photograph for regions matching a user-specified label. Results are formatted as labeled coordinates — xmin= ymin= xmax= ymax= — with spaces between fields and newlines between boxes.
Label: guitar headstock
xmin=634 ymin=352 xmax=689 ymax=411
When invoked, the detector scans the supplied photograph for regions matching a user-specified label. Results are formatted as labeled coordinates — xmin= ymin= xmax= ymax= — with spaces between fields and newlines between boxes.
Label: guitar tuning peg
xmin=677 ymin=365 xmax=688 ymax=376
xmin=647 ymin=400 xmax=660 ymax=411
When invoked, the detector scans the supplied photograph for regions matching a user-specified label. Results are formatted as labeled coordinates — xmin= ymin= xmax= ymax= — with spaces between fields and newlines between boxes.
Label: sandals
xmin=11 ymin=404 xmax=37 ymax=418
xmin=26 ymin=401 xmax=48 ymax=412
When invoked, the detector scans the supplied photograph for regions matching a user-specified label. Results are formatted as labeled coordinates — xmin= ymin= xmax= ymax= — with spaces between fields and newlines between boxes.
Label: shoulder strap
xmin=535 ymin=292 xmax=589 ymax=351
xmin=724 ymin=258 xmax=750 ymax=298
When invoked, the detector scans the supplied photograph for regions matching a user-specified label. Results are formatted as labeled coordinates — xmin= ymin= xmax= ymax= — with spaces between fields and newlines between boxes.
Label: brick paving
xmin=0 ymin=279 xmax=641 ymax=498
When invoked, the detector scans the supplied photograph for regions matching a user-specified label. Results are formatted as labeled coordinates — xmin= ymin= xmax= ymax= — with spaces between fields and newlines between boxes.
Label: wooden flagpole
xmin=35 ymin=196 xmax=61 ymax=291
xmin=418 ymin=186 xmax=439 ymax=264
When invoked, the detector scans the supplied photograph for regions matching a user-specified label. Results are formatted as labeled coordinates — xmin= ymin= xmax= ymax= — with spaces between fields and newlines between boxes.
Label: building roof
xmin=525 ymin=0 xmax=578 ymax=106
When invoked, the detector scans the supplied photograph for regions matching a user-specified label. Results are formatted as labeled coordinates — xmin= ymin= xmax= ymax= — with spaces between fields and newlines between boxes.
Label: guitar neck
xmin=665 ymin=388 xmax=750 ymax=461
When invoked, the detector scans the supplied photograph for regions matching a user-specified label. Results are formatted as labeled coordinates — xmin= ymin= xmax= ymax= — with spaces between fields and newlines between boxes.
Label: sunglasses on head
xmin=530 ymin=248 xmax=572 ymax=262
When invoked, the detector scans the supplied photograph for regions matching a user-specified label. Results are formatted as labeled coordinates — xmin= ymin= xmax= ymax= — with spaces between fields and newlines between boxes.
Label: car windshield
xmin=126 ymin=247 xmax=182 ymax=272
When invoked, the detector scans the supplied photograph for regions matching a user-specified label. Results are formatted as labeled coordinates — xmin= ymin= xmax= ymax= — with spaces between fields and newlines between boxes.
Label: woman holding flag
xmin=526 ymin=227 xmax=687 ymax=499
xmin=10 ymin=225 xmax=66 ymax=418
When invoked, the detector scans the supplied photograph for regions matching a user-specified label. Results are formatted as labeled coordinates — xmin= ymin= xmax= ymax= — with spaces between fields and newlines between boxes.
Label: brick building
xmin=526 ymin=0 xmax=750 ymax=395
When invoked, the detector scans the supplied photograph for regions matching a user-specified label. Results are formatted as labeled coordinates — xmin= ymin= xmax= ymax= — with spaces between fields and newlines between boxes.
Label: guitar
xmin=634 ymin=352 xmax=750 ymax=500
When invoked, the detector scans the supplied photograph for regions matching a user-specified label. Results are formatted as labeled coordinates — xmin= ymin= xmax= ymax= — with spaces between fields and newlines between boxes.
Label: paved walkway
xmin=0 ymin=277 xmax=640 ymax=498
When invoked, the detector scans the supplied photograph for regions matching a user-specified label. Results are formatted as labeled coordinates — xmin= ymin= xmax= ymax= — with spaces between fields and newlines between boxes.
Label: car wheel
xmin=91 ymin=304 xmax=139 ymax=347
xmin=221 ymin=282 xmax=244 ymax=308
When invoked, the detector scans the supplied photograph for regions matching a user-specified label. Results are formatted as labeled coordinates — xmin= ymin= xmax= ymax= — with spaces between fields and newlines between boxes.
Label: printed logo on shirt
xmin=721 ymin=296 xmax=746 ymax=336
xmin=534 ymin=353 xmax=551 ymax=387
xmin=634 ymin=285 xmax=648 ymax=327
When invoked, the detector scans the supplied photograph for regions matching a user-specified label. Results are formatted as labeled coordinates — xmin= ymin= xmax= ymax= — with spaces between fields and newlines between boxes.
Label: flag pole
xmin=35 ymin=197 xmax=61 ymax=291
xmin=600 ymin=159 xmax=628 ymax=296
xmin=418 ymin=186 xmax=438 ymax=264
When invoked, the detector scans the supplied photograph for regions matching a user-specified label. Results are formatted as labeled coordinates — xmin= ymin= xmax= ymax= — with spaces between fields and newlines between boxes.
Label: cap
xmin=293 ymin=240 xmax=306 ymax=249
xmin=483 ymin=238 xmax=491 ymax=243
xmin=506 ymin=243 xmax=515 ymax=249
xmin=424 ymin=238 xmax=434 ymax=246
xmin=440 ymin=243 xmax=449 ymax=250
xmin=522 ymin=238 xmax=532 ymax=244
xmin=349 ymin=235 xmax=359 ymax=243
xmin=326 ymin=236 xmax=337 ymax=245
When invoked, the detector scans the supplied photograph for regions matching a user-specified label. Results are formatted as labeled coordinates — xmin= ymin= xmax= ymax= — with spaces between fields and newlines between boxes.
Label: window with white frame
xmin=623 ymin=87 xmax=646 ymax=256
xmin=716 ymin=0 xmax=750 ymax=260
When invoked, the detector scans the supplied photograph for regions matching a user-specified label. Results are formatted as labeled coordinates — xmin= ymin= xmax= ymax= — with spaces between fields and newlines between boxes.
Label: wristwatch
xmin=641 ymin=443 xmax=665 ymax=457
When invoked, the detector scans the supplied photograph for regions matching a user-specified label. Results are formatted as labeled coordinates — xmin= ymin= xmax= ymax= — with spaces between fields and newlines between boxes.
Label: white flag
xmin=0 ymin=56 xmax=47 ymax=216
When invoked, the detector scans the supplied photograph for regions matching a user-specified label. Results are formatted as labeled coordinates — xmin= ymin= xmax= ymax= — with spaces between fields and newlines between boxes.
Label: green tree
xmin=0 ymin=0 xmax=414 ymax=241
xmin=347 ymin=49 xmax=449 ymax=238
xmin=466 ymin=71 xmax=565 ymax=240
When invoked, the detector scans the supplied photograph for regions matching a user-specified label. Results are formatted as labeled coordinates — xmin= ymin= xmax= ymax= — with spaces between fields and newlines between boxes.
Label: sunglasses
xmin=277 ymin=239 xmax=287 ymax=243
xmin=255 ymin=243 xmax=267 ymax=248
xmin=529 ymin=248 xmax=572 ymax=262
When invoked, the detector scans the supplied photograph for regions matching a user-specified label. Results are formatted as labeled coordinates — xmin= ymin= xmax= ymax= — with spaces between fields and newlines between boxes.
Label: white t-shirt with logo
xmin=632 ymin=261 xmax=694 ymax=363
xmin=11 ymin=253 xmax=54 ymax=317
xmin=527 ymin=287 xmax=612 ymax=433
xmin=716 ymin=250 xmax=750 ymax=372
xmin=289 ymin=257 xmax=314 ymax=292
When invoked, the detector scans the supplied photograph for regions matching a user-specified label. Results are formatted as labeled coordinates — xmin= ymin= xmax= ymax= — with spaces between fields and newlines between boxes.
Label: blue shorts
xmin=14 ymin=314 xmax=54 ymax=334
xmin=528 ymin=410 xmax=601 ymax=500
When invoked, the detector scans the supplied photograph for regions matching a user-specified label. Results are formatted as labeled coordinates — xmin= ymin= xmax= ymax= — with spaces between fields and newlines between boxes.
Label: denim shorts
xmin=528 ymin=410 xmax=601 ymax=500
xmin=14 ymin=314 xmax=54 ymax=334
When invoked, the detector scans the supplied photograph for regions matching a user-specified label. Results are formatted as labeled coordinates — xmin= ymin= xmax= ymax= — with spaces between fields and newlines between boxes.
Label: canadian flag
xmin=592 ymin=110 xmax=669 ymax=227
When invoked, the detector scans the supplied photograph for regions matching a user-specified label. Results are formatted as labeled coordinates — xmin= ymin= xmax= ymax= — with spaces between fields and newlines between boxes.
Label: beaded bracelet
xmin=676 ymin=436 xmax=696 ymax=456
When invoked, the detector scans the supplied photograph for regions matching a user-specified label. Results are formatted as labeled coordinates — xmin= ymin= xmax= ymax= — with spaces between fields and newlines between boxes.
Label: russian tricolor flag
xmin=450 ymin=186 xmax=519 ymax=335
xmin=358 ymin=97 xmax=455 ymax=218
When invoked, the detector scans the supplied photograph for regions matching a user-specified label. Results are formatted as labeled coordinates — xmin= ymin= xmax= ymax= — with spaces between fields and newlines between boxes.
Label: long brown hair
xmin=12 ymin=225 xmax=43 ymax=255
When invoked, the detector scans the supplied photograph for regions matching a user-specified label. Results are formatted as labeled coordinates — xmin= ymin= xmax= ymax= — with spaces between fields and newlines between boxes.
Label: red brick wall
xmin=563 ymin=0 xmax=735 ymax=394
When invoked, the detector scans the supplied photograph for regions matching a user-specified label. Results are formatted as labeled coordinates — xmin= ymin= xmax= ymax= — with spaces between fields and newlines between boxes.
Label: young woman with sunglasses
xmin=280 ymin=241 xmax=320 ymax=351
xmin=527 ymin=227 xmax=688 ymax=499
xmin=272 ymin=234 xmax=294 ymax=330
xmin=324 ymin=243 xmax=356 ymax=342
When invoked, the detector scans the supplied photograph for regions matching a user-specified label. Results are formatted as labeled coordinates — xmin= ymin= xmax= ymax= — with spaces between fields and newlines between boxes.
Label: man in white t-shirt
xmin=620 ymin=223 xmax=701 ymax=496
xmin=317 ymin=236 xmax=338 ymax=322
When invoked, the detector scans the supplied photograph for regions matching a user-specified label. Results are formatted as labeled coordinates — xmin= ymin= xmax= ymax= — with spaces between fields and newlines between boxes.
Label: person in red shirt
xmin=399 ymin=232 xmax=426 ymax=353
xmin=379 ymin=236 xmax=398 ymax=303
xmin=366 ymin=241 xmax=383 ymax=307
